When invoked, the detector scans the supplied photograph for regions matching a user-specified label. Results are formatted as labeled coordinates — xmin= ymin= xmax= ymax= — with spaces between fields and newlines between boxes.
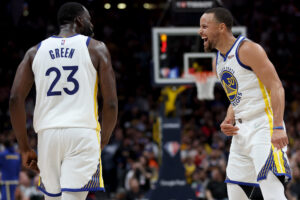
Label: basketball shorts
xmin=37 ymin=128 xmax=104 ymax=197
xmin=225 ymin=113 xmax=291 ymax=187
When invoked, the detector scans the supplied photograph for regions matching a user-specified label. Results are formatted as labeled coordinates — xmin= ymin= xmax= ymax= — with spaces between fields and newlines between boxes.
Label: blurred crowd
xmin=0 ymin=0 xmax=300 ymax=199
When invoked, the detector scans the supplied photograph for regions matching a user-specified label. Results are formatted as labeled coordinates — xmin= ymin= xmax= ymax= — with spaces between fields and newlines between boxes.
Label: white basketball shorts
xmin=225 ymin=113 xmax=291 ymax=187
xmin=37 ymin=128 xmax=104 ymax=197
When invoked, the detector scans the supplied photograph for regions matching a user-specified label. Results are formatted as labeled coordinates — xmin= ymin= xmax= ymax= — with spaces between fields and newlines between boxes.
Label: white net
xmin=195 ymin=76 xmax=218 ymax=100
xmin=188 ymin=72 xmax=219 ymax=100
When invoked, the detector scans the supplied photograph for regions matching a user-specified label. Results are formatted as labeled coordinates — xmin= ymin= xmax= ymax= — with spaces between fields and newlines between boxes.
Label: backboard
xmin=152 ymin=26 xmax=247 ymax=85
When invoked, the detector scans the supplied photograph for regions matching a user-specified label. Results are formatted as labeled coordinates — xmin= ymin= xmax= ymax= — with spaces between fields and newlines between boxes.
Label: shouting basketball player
xmin=199 ymin=7 xmax=291 ymax=200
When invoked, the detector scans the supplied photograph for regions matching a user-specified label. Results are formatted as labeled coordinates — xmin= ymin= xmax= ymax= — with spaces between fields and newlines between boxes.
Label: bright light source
xmin=104 ymin=3 xmax=111 ymax=9
xmin=143 ymin=3 xmax=156 ymax=9
xmin=23 ymin=10 xmax=29 ymax=16
xmin=117 ymin=3 xmax=126 ymax=9
xmin=144 ymin=3 xmax=150 ymax=9
xmin=160 ymin=34 xmax=167 ymax=42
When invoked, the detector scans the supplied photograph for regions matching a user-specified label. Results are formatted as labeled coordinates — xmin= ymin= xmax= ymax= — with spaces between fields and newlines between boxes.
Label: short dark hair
xmin=57 ymin=2 xmax=85 ymax=26
xmin=204 ymin=7 xmax=233 ymax=30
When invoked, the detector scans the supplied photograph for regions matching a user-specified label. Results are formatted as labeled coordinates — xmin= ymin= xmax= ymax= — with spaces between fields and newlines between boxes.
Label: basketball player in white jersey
xmin=9 ymin=2 xmax=118 ymax=200
xmin=199 ymin=8 xmax=291 ymax=200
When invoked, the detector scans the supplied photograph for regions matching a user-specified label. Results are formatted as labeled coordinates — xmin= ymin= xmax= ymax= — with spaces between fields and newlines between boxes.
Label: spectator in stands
xmin=124 ymin=159 xmax=152 ymax=193
xmin=15 ymin=170 xmax=43 ymax=200
xmin=286 ymin=165 xmax=300 ymax=200
xmin=0 ymin=133 xmax=21 ymax=200
xmin=125 ymin=178 xmax=144 ymax=200
xmin=184 ymin=155 xmax=197 ymax=184
xmin=191 ymin=168 xmax=209 ymax=200
xmin=205 ymin=167 xmax=228 ymax=200
xmin=201 ymin=146 xmax=226 ymax=172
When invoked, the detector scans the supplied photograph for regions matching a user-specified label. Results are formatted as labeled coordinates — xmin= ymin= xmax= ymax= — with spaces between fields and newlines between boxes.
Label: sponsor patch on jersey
xmin=164 ymin=141 xmax=180 ymax=157
xmin=61 ymin=39 xmax=65 ymax=45
xmin=220 ymin=67 xmax=242 ymax=106
xmin=228 ymin=55 xmax=235 ymax=59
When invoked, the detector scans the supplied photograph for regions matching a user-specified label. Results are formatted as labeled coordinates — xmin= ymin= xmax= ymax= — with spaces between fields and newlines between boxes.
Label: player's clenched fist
xmin=21 ymin=149 xmax=39 ymax=173
xmin=220 ymin=118 xmax=239 ymax=136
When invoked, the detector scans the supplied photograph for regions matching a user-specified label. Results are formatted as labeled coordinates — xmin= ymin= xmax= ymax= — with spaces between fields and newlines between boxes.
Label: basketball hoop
xmin=190 ymin=71 xmax=218 ymax=100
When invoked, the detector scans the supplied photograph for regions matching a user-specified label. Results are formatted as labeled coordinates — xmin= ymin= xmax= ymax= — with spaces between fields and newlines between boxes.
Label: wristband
xmin=273 ymin=126 xmax=284 ymax=130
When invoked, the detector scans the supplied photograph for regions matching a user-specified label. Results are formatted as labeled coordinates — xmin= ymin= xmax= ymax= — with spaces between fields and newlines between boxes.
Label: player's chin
xmin=204 ymin=46 xmax=212 ymax=52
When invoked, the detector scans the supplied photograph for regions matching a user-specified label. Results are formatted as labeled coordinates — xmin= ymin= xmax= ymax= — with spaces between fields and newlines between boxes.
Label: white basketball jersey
xmin=32 ymin=34 xmax=100 ymax=133
xmin=216 ymin=35 xmax=272 ymax=120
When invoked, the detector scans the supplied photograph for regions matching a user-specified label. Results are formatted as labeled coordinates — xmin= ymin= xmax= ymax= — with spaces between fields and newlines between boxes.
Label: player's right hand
xmin=271 ymin=129 xmax=288 ymax=150
xmin=21 ymin=149 xmax=39 ymax=173
xmin=220 ymin=117 xmax=239 ymax=136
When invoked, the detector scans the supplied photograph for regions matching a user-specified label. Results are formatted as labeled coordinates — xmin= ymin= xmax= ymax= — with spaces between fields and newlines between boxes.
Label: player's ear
xmin=74 ymin=16 xmax=84 ymax=27
xmin=218 ymin=23 xmax=226 ymax=32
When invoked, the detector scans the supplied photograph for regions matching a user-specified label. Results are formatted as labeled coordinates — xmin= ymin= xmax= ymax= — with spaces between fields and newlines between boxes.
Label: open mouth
xmin=202 ymin=37 xmax=208 ymax=45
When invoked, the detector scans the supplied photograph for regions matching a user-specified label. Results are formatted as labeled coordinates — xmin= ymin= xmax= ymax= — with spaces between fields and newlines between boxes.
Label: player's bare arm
xmin=238 ymin=41 xmax=288 ymax=150
xmin=9 ymin=46 xmax=39 ymax=172
xmin=89 ymin=39 xmax=118 ymax=150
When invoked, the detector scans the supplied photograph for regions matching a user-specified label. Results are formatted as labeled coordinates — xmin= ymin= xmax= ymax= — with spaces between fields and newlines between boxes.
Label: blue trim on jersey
xmin=216 ymin=51 xmax=220 ymax=67
xmin=257 ymin=148 xmax=292 ymax=182
xmin=257 ymin=172 xmax=292 ymax=182
xmin=215 ymin=52 xmax=219 ymax=76
xmin=61 ymin=187 xmax=105 ymax=192
xmin=225 ymin=179 xmax=259 ymax=187
xmin=282 ymin=150 xmax=292 ymax=176
xmin=37 ymin=186 xmax=62 ymax=197
xmin=37 ymin=42 xmax=42 ymax=50
xmin=220 ymin=35 xmax=242 ymax=61
xmin=86 ymin=37 xmax=91 ymax=46
xmin=51 ymin=34 xmax=79 ymax=38
xmin=236 ymin=37 xmax=253 ymax=71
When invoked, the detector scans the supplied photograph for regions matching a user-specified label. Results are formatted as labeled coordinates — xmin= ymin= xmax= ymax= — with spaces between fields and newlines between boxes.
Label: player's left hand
xmin=271 ymin=129 xmax=288 ymax=150
xmin=21 ymin=149 xmax=40 ymax=173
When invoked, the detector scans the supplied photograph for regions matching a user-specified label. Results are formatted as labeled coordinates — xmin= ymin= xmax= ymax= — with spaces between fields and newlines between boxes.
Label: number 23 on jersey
xmin=46 ymin=65 xmax=79 ymax=96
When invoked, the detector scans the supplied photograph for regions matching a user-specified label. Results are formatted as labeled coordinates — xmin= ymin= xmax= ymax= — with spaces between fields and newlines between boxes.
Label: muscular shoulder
xmin=87 ymin=38 xmax=111 ymax=70
xmin=88 ymin=39 xmax=109 ymax=56
xmin=238 ymin=40 xmax=268 ymax=67
xmin=239 ymin=40 xmax=265 ymax=55
xmin=28 ymin=46 xmax=37 ymax=54
xmin=23 ymin=45 xmax=38 ymax=65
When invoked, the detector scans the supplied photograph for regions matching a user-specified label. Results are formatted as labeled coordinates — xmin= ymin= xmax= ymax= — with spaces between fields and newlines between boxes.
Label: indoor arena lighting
xmin=104 ymin=3 xmax=111 ymax=9
xmin=117 ymin=3 xmax=126 ymax=9
xmin=143 ymin=3 xmax=157 ymax=9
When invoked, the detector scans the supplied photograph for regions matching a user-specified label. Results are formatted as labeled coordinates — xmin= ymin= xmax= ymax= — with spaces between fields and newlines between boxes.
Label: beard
xmin=204 ymin=40 xmax=214 ymax=52
xmin=204 ymin=33 xmax=219 ymax=52
xmin=81 ymin=25 xmax=94 ymax=37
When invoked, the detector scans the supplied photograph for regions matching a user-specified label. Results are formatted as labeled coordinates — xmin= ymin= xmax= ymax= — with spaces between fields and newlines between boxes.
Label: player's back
xmin=32 ymin=34 xmax=100 ymax=133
